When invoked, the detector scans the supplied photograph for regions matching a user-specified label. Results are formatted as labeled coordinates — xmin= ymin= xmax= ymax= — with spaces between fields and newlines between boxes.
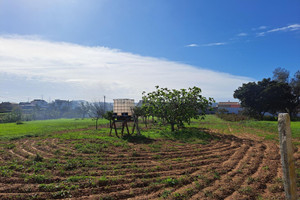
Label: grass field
xmin=0 ymin=118 xmax=108 ymax=140
xmin=0 ymin=115 xmax=299 ymax=199
xmin=197 ymin=115 xmax=300 ymax=141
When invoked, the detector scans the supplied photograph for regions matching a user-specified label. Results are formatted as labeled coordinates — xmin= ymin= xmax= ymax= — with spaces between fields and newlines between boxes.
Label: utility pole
xmin=104 ymin=95 xmax=106 ymax=113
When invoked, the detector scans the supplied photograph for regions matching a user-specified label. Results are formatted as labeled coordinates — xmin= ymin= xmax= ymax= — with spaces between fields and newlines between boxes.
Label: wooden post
xmin=278 ymin=113 xmax=298 ymax=200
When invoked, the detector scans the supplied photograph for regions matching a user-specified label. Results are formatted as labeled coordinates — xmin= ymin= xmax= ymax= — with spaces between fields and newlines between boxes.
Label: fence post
xmin=278 ymin=113 xmax=298 ymax=200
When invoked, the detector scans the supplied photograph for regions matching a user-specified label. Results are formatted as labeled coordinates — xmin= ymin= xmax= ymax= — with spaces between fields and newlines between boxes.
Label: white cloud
xmin=268 ymin=24 xmax=300 ymax=32
xmin=185 ymin=43 xmax=198 ymax=47
xmin=237 ymin=33 xmax=247 ymax=37
xmin=257 ymin=24 xmax=300 ymax=36
xmin=256 ymin=32 xmax=265 ymax=37
xmin=258 ymin=26 xmax=267 ymax=30
xmin=252 ymin=26 xmax=267 ymax=31
xmin=202 ymin=42 xmax=227 ymax=47
xmin=0 ymin=35 xmax=253 ymax=102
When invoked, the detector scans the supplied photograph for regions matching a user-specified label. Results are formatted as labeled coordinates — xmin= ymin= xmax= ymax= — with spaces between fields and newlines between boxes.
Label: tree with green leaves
xmin=272 ymin=68 xmax=300 ymax=117
xmin=291 ymin=70 xmax=300 ymax=115
xmin=142 ymin=86 xmax=214 ymax=131
xmin=234 ymin=78 xmax=297 ymax=119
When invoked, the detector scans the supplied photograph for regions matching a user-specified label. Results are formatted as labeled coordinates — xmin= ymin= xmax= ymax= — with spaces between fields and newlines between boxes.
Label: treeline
xmin=0 ymin=101 xmax=113 ymax=123
xmin=233 ymin=68 xmax=300 ymax=120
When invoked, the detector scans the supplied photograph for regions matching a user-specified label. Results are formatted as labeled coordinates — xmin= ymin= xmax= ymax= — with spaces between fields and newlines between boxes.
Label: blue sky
xmin=0 ymin=0 xmax=299 ymax=102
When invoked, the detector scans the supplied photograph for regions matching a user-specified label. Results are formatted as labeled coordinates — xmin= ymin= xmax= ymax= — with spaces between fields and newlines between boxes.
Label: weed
xmin=164 ymin=177 xmax=179 ymax=186
xmin=239 ymin=186 xmax=252 ymax=195
xmin=173 ymin=192 xmax=185 ymax=199
xmin=25 ymin=174 xmax=48 ymax=183
xmin=33 ymin=153 xmax=43 ymax=162
xmin=97 ymin=176 xmax=108 ymax=186
xmin=39 ymin=183 xmax=55 ymax=192
xmin=64 ymin=159 xmax=79 ymax=170
xmin=5 ymin=143 xmax=16 ymax=149
xmin=0 ymin=167 xmax=12 ymax=177
xmin=52 ymin=189 xmax=72 ymax=198
xmin=67 ymin=175 xmax=90 ymax=182
xmin=262 ymin=165 xmax=269 ymax=171
xmin=247 ymin=176 xmax=256 ymax=184
xmin=204 ymin=190 xmax=213 ymax=197
xmin=148 ymin=143 xmax=162 ymax=152
xmin=160 ymin=189 xmax=171 ymax=199
xmin=212 ymin=170 xmax=220 ymax=179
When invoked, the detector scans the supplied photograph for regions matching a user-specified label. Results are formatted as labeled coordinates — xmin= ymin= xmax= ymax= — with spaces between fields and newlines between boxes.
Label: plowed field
xmin=1 ymin=125 xmax=298 ymax=200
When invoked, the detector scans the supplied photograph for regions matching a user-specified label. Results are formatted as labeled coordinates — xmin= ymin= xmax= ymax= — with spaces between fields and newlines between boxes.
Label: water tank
xmin=113 ymin=99 xmax=135 ymax=116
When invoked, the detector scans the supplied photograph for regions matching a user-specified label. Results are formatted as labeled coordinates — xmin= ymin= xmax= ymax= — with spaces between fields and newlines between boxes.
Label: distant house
xmin=70 ymin=100 xmax=87 ymax=109
xmin=19 ymin=102 xmax=35 ymax=111
xmin=217 ymin=102 xmax=242 ymax=114
xmin=31 ymin=99 xmax=48 ymax=108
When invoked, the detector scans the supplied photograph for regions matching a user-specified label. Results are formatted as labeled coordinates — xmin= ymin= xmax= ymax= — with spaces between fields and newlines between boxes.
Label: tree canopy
xmin=142 ymin=86 xmax=214 ymax=131
xmin=272 ymin=67 xmax=290 ymax=83
xmin=234 ymin=78 xmax=297 ymax=119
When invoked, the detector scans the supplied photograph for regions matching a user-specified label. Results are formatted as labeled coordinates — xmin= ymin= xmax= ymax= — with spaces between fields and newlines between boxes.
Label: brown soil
xmin=0 ymin=130 xmax=299 ymax=200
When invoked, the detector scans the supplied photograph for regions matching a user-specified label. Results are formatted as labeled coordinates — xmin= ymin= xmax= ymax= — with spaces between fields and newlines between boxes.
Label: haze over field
xmin=0 ymin=0 xmax=299 ymax=102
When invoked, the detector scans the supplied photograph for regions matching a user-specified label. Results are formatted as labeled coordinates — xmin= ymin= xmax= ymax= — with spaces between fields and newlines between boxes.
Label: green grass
xmin=1 ymin=114 xmax=299 ymax=143
xmin=199 ymin=115 xmax=300 ymax=140
xmin=0 ymin=118 xmax=108 ymax=140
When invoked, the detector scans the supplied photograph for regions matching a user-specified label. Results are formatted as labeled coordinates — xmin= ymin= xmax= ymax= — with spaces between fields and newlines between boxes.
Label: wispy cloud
xmin=256 ymin=32 xmax=266 ymax=37
xmin=252 ymin=26 xmax=267 ymax=31
xmin=237 ymin=33 xmax=247 ymax=37
xmin=0 ymin=35 xmax=253 ymax=102
xmin=185 ymin=43 xmax=198 ymax=47
xmin=257 ymin=23 xmax=300 ymax=37
xmin=258 ymin=26 xmax=267 ymax=30
xmin=202 ymin=42 xmax=226 ymax=47
xmin=268 ymin=24 xmax=300 ymax=32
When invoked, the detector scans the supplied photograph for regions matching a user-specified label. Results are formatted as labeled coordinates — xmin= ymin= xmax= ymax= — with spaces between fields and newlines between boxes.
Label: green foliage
xmin=5 ymin=143 xmax=16 ymax=149
xmin=67 ymin=175 xmax=90 ymax=182
xmin=142 ymin=86 xmax=214 ymax=131
xmin=24 ymin=174 xmax=48 ymax=183
xmin=103 ymin=110 xmax=113 ymax=121
xmin=234 ymin=78 xmax=296 ymax=119
xmin=273 ymin=67 xmax=290 ymax=83
xmin=16 ymin=120 xmax=24 ymax=125
xmin=160 ymin=189 xmax=172 ymax=198
xmin=33 ymin=153 xmax=44 ymax=162
xmin=0 ymin=107 xmax=22 ymax=123
xmin=163 ymin=177 xmax=179 ymax=186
